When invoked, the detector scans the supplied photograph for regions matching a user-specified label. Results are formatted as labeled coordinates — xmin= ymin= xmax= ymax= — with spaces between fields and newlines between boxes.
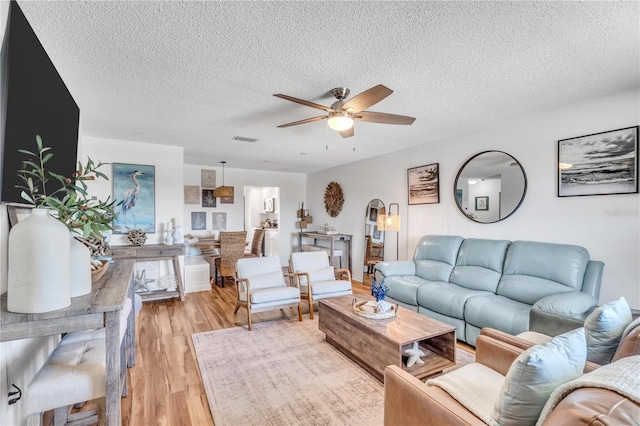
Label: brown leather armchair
xmin=383 ymin=327 xmax=640 ymax=426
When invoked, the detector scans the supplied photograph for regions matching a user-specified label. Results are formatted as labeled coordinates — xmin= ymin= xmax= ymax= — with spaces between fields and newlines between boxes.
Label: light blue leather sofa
xmin=375 ymin=235 xmax=604 ymax=346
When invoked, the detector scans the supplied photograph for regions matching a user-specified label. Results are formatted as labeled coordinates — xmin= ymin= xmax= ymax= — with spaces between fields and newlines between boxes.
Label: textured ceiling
xmin=14 ymin=1 xmax=640 ymax=173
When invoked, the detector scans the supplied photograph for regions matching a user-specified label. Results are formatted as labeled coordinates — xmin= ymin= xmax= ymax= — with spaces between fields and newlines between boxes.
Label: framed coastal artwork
xmin=191 ymin=212 xmax=206 ymax=230
xmin=212 ymin=212 xmax=227 ymax=231
xmin=202 ymin=189 xmax=216 ymax=207
xmin=201 ymin=169 xmax=216 ymax=188
xmin=475 ymin=196 xmax=489 ymax=211
xmin=184 ymin=185 xmax=200 ymax=204
xmin=408 ymin=163 xmax=440 ymax=205
xmin=112 ymin=163 xmax=156 ymax=234
xmin=558 ymin=126 xmax=638 ymax=197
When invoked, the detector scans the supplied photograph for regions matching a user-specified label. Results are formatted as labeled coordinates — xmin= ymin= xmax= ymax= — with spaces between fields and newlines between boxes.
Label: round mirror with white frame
xmin=364 ymin=199 xmax=385 ymax=277
xmin=454 ymin=151 xmax=527 ymax=223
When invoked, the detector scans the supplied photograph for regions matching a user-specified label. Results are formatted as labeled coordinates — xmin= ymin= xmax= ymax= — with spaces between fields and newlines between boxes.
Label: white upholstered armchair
xmin=235 ymin=256 xmax=302 ymax=330
xmin=289 ymin=251 xmax=352 ymax=319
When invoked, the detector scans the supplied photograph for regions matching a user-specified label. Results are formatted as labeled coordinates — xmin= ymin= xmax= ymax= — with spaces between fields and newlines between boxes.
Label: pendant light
xmin=214 ymin=161 xmax=234 ymax=198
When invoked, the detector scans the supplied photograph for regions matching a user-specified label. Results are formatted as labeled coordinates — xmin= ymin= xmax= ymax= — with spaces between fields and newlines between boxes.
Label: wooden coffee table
xmin=318 ymin=295 xmax=456 ymax=382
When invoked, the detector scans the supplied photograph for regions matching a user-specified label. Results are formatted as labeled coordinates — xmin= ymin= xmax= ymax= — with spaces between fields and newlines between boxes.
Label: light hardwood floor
xmin=120 ymin=276 xmax=372 ymax=425
xmin=117 ymin=275 xmax=474 ymax=425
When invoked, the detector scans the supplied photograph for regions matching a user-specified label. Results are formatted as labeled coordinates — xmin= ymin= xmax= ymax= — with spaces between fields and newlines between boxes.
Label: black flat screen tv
xmin=1 ymin=0 xmax=80 ymax=205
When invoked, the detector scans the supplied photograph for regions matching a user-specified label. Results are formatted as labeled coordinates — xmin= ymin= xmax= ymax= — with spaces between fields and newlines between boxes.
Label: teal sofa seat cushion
xmin=417 ymin=283 xmax=492 ymax=319
xmin=464 ymin=294 xmax=531 ymax=336
xmin=383 ymin=275 xmax=430 ymax=306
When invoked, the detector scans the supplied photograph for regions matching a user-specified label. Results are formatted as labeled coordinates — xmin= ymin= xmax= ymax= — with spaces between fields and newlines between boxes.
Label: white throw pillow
xmin=297 ymin=266 xmax=335 ymax=284
xmin=246 ymin=270 xmax=285 ymax=290
xmin=584 ymin=296 xmax=633 ymax=365
xmin=492 ymin=327 xmax=586 ymax=426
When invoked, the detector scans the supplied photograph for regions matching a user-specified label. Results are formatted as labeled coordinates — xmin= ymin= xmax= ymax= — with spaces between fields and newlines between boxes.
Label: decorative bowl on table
xmin=352 ymin=298 xmax=397 ymax=319
xmin=91 ymin=260 xmax=109 ymax=282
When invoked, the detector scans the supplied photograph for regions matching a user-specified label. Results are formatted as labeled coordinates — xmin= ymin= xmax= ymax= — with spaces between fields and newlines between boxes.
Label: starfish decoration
xmin=404 ymin=341 xmax=425 ymax=368
xmin=134 ymin=269 xmax=155 ymax=292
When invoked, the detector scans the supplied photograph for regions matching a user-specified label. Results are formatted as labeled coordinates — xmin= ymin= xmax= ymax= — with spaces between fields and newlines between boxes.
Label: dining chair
xmin=214 ymin=231 xmax=247 ymax=288
xmin=289 ymin=251 xmax=352 ymax=319
xmin=245 ymin=228 xmax=265 ymax=258
xmin=234 ymin=256 xmax=302 ymax=330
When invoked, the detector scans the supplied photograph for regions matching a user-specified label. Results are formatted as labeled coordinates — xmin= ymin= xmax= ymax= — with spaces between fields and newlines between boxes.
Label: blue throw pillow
xmin=584 ymin=297 xmax=633 ymax=365
xmin=492 ymin=328 xmax=586 ymax=426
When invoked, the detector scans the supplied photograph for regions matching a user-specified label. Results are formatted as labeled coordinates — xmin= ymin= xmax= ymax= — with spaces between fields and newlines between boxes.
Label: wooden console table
xmin=298 ymin=231 xmax=353 ymax=273
xmin=1 ymin=260 xmax=136 ymax=426
xmin=107 ymin=244 xmax=185 ymax=302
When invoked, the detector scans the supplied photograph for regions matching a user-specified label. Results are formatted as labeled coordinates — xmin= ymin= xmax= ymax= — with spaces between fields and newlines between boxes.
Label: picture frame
xmin=112 ymin=163 xmax=156 ymax=234
xmin=184 ymin=185 xmax=200 ymax=204
xmin=191 ymin=212 xmax=206 ymax=230
xmin=212 ymin=212 xmax=227 ymax=231
xmin=475 ymin=196 xmax=489 ymax=211
xmin=408 ymin=163 xmax=440 ymax=205
xmin=202 ymin=189 xmax=216 ymax=207
xmin=264 ymin=198 xmax=274 ymax=212
xmin=200 ymin=169 xmax=216 ymax=188
xmin=368 ymin=207 xmax=378 ymax=223
xmin=558 ymin=126 xmax=638 ymax=197
xmin=372 ymin=225 xmax=381 ymax=239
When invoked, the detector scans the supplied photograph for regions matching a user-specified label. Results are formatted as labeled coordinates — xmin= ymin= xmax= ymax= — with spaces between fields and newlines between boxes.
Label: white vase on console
xmin=7 ymin=208 xmax=71 ymax=313
xmin=70 ymin=234 xmax=92 ymax=297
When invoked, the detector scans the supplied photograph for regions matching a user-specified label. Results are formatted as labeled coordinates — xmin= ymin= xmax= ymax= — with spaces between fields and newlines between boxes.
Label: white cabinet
xmin=184 ymin=257 xmax=211 ymax=293
xmin=265 ymin=230 xmax=279 ymax=257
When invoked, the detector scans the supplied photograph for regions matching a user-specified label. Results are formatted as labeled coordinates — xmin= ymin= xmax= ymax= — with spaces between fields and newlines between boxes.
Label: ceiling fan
xmin=273 ymin=84 xmax=416 ymax=138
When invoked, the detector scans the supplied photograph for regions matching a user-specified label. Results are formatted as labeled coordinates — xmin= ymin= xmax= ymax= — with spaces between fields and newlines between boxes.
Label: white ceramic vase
xmin=8 ymin=208 xmax=71 ymax=313
xmin=70 ymin=234 xmax=92 ymax=297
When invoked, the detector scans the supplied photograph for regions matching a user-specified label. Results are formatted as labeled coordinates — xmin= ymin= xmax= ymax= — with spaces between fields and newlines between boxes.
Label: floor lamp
xmin=377 ymin=203 xmax=401 ymax=260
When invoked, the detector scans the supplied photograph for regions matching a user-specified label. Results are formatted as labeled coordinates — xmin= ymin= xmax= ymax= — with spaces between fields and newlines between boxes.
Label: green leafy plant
xmin=16 ymin=135 xmax=121 ymax=245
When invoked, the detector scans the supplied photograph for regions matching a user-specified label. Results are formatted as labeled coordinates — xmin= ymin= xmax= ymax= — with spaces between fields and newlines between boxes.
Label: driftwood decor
xmin=324 ymin=181 xmax=344 ymax=217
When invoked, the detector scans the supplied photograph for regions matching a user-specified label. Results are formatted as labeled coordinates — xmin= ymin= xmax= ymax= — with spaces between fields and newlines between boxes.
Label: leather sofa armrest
xmin=383 ymin=365 xmax=485 ymax=426
xmin=375 ymin=260 xmax=416 ymax=278
xmin=475 ymin=335 xmax=526 ymax=376
xmin=480 ymin=328 xmax=538 ymax=351
xmin=533 ymin=292 xmax=598 ymax=318
xmin=529 ymin=307 xmax=587 ymax=337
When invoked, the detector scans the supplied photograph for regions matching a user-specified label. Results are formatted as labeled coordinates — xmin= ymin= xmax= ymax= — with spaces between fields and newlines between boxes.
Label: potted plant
xmin=14 ymin=135 xmax=120 ymax=298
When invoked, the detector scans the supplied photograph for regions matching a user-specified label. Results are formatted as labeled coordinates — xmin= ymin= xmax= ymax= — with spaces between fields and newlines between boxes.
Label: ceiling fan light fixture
xmin=327 ymin=112 xmax=353 ymax=131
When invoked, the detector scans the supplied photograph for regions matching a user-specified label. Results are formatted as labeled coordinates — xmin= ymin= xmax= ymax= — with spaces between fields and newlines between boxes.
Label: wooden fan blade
xmin=339 ymin=126 xmax=354 ymax=138
xmin=273 ymin=94 xmax=332 ymax=112
xmin=341 ymin=85 xmax=393 ymax=113
xmin=354 ymin=111 xmax=416 ymax=125
xmin=277 ymin=115 xmax=327 ymax=128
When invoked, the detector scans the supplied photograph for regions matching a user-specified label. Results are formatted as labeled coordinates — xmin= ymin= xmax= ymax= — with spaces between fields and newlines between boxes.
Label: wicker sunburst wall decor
xmin=324 ymin=181 xmax=344 ymax=217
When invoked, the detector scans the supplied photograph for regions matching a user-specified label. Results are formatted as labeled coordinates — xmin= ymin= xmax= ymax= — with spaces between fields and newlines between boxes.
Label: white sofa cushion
xmin=584 ymin=296 xmax=633 ymax=365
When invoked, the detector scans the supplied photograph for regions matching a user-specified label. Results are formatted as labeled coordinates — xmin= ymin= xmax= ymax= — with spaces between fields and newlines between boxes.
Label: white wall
xmin=306 ymin=90 xmax=640 ymax=308
xmin=183 ymin=164 xmax=306 ymax=266
xmin=80 ymin=136 xmax=184 ymax=246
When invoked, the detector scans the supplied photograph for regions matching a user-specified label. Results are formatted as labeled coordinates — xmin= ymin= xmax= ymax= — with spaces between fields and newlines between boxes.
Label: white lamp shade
xmin=327 ymin=113 xmax=353 ymax=131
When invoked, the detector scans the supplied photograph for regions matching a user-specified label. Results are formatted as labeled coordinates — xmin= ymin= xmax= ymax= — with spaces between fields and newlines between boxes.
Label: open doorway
xmin=244 ymin=186 xmax=280 ymax=257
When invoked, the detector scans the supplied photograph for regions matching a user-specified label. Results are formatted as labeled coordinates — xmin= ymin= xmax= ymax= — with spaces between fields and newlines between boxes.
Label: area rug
xmin=192 ymin=318 xmax=474 ymax=426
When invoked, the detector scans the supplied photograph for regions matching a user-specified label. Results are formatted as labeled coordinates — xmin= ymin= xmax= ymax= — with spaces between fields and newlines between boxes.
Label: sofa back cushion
xmin=611 ymin=317 xmax=640 ymax=362
xmin=412 ymin=235 xmax=464 ymax=282
xmin=449 ymin=238 xmax=511 ymax=292
xmin=497 ymin=241 xmax=590 ymax=305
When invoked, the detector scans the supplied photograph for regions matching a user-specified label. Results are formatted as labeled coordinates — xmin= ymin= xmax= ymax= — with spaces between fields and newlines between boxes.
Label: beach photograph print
xmin=558 ymin=126 xmax=638 ymax=197
xmin=113 ymin=163 xmax=156 ymax=233
xmin=408 ymin=163 xmax=440 ymax=205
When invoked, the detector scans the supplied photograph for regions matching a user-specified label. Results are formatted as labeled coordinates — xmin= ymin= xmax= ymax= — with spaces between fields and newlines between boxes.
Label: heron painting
xmin=112 ymin=163 xmax=155 ymax=234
